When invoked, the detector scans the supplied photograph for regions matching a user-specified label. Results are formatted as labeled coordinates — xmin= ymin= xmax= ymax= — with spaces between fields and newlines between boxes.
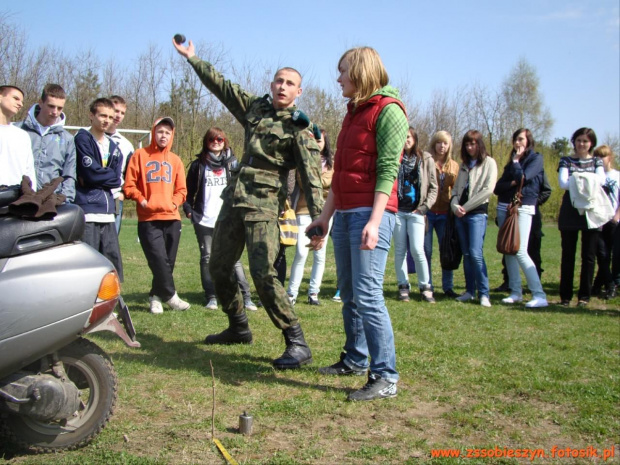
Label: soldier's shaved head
xmin=274 ymin=67 xmax=302 ymax=84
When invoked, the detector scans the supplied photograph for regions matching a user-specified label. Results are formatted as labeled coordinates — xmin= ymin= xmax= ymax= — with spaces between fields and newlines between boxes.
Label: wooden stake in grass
xmin=210 ymin=360 xmax=240 ymax=465
xmin=210 ymin=359 xmax=215 ymax=440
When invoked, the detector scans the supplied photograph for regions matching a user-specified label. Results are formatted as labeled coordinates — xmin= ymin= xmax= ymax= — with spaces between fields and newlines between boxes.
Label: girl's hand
xmin=360 ymin=221 xmax=379 ymax=250
xmin=454 ymin=205 xmax=467 ymax=218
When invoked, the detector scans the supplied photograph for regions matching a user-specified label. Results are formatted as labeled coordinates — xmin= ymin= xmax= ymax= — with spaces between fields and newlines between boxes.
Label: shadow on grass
xmin=105 ymin=332 xmax=349 ymax=394
xmin=510 ymin=302 xmax=620 ymax=317
xmin=0 ymin=442 xmax=23 ymax=461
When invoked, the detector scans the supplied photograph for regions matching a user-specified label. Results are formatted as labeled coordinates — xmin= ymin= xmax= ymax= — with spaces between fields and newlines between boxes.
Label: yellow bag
xmin=278 ymin=201 xmax=298 ymax=246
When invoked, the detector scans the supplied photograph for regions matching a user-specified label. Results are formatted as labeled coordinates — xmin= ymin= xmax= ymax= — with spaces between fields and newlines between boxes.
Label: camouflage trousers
xmin=209 ymin=204 xmax=298 ymax=330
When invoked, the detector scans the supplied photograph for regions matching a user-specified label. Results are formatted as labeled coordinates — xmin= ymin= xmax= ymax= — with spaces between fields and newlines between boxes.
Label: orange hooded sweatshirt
xmin=124 ymin=118 xmax=187 ymax=222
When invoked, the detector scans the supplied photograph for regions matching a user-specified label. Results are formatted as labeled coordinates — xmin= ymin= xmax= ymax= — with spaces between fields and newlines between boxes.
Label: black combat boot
xmin=272 ymin=324 xmax=312 ymax=369
xmin=204 ymin=312 xmax=253 ymax=345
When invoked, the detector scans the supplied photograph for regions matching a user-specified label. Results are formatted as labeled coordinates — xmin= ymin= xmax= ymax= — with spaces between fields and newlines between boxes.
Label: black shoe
xmin=307 ymin=294 xmax=320 ymax=306
xmin=443 ymin=289 xmax=458 ymax=298
xmin=347 ymin=373 xmax=397 ymax=401
xmin=204 ymin=313 xmax=253 ymax=345
xmin=493 ymin=282 xmax=510 ymax=293
xmin=272 ymin=324 xmax=313 ymax=370
xmin=560 ymin=300 xmax=571 ymax=307
xmin=606 ymin=285 xmax=617 ymax=299
xmin=577 ymin=299 xmax=589 ymax=307
xmin=318 ymin=352 xmax=366 ymax=376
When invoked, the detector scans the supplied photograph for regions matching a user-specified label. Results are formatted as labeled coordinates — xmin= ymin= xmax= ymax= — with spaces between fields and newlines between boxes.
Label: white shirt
xmin=108 ymin=131 xmax=135 ymax=199
xmin=0 ymin=124 xmax=37 ymax=189
xmin=199 ymin=166 xmax=228 ymax=228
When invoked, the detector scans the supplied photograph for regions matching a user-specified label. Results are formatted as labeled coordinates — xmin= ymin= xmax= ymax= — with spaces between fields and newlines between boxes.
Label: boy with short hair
xmin=74 ymin=98 xmax=124 ymax=280
xmin=124 ymin=117 xmax=189 ymax=313
xmin=0 ymin=85 xmax=36 ymax=188
xmin=17 ymin=83 xmax=76 ymax=201
xmin=107 ymin=95 xmax=134 ymax=233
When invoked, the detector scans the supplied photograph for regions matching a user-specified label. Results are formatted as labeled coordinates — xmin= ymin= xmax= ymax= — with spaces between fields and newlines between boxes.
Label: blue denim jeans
xmin=332 ymin=210 xmax=398 ymax=383
xmin=424 ymin=211 xmax=454 ymax=292
xmin=496 ymin=205 xmax=546 ymax=299
xmin=394 ymin=211 xmax=430 ymax=287
xmin=287 ymin=214 xmax=332 ymax=298
xmin=455 ymin=213 xmax=490 ymax=298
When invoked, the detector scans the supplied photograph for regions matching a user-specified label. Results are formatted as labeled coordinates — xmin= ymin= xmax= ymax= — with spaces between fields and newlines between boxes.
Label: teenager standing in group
xmin=424 ymin=130 xmax=460 ymax=298
xmin=591 ymin=145 xmax=620 ymax=299
xmin=393 ymin=127 xmax=437 ymax=303
xmin=494 ymin=129 xmax=548 ymax=308
xmin=124 ymin=117 xmax=190 ymax=313
xmin=308 ymin=47 xmax=407 ymax=401
xmin=557 ymin=128 xmax=606 ymax=306
xmin=451 ymin=130 xmax=497 ymax=307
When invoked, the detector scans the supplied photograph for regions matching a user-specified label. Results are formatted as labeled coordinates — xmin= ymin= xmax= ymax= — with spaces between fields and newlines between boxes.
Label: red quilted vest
xmin=332 ymin=95 xmax=406 ymax=213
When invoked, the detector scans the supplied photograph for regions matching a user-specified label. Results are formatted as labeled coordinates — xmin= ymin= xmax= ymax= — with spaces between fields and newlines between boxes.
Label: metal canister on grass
xmin=239 ymin=411 xmax=253 ymax=435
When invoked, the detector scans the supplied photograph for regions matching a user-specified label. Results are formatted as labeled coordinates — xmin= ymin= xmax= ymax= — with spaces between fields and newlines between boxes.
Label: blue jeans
xmin=332 ymin=210 xmax=398 ymax=383
xmin=424 ymin=211 xmax=454 ymax=292
xmin=287 ymin=215 xmax=332 ymax=298
xmin=496 ymin=205 xmax=546 ymax=299
xmin=455 ymin=213 xmax=490 ymax=298
xmin=394 ymin=211 xmax=430 ymax=287
xmin=115 ymin=199 xmax=123 ymax=234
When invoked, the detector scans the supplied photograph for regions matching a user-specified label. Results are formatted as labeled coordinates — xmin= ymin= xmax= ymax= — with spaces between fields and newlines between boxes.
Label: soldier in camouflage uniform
xmin=173 ymin=38 xmax=324 ymax=370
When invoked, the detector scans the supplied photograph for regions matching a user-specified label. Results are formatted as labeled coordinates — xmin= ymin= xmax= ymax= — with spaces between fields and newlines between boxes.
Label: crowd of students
xmin=2 ymin=40 xmax=618 ymax=402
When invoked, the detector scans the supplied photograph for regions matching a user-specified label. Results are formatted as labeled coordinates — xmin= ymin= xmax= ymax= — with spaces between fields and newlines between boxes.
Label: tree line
xmin=2 ymin=13 xmax=618 ymax=221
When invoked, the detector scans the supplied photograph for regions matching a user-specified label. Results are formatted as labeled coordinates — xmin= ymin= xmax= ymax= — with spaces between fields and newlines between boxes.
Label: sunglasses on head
xmin=209 ymin=137 xmax=225 ymax=143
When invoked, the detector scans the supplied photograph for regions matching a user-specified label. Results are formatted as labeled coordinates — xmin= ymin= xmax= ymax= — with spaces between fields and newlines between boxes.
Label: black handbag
xmin=440 ymin=210 xmax=462 ymax=270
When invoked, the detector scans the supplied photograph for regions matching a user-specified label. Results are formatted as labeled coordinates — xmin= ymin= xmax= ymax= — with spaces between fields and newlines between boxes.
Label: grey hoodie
xmin=16 ymin=104 xmax=76 ymax=202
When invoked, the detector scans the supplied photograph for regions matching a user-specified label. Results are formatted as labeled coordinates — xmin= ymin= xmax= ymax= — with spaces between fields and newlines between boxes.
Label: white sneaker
xmin=166 ymin=292 xmax=190 ymax=311
xmin=501 ymin=294 xmax=523 ymax=304
xmin=525 ymin=297 xmax=548 ymax=308
xmin=456 ymin=291 xmax=474 ymax=302
xmin=480 ymin=296 xmax=492 ymax=307
xmin=205 ymin=297 xmax=218 ymax=310
xmin=149 ymin=295 xmax=163 ymax=314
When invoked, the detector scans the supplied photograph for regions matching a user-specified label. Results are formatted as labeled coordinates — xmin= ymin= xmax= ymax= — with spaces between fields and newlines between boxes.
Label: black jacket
xmin=183 ymin=148 xmax=238 ymax=225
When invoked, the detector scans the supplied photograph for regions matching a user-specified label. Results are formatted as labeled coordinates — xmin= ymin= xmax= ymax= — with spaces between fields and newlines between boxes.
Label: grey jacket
xmin=416 ymin=151 xmax=438 ymax=215
xmin=451 ymin=156 xmax=498 ymax=213
xmin=17 ymin=105 xmax=76 ymax=202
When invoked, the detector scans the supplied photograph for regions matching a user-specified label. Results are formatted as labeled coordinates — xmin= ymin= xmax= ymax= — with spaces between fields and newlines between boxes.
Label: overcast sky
xmin=6 ymin=0 xmax=619 ymax=142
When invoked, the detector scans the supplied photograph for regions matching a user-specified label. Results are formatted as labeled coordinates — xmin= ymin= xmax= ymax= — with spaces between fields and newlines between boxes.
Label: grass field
xmin=2 ymin=218 xmax=619 ymax=464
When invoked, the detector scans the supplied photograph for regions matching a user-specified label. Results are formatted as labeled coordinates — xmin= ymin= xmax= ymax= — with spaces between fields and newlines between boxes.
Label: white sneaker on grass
xmin=205 ymin=298 xmax=218 ymax=310
xmin=244 ymin=299 xmax=258 ymax=311
xmin=525 ymin=297 xmax=548 ymax=308
xmin=166 ymin=292 xmax=190 ymax=311
xmin=480 ymin=296 xmax=492 ymax=307
xmin=501 ymin=294 xmax=523 ymax=304
xmin=149 ymin=295 xmax=163 ymax=314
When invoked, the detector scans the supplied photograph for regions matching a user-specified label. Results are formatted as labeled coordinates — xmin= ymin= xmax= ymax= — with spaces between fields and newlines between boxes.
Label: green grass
xmin=2 ymin=219 xmax=618 ymax=464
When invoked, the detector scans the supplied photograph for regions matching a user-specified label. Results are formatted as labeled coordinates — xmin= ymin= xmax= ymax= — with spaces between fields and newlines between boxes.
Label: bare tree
xmin=501 ymin=58 xmax=554 ymax=142
xmin=65 ymin=50 xmax=102 ymax=126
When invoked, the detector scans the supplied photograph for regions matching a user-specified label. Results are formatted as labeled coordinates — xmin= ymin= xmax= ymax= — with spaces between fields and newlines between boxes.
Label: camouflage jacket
xmin=188 ymin=57 xmax=324 ymax=221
